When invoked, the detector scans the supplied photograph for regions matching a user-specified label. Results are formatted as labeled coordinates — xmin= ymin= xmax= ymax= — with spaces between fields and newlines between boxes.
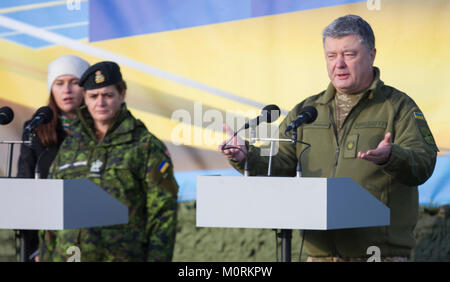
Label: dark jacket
xmin=16 ymin=120 xmax=66 ymax=261
xmin=17 ymin=120 xmax=67 ymax=179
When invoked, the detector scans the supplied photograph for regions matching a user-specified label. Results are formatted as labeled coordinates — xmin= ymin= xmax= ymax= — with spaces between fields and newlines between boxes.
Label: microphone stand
xmin=250 ymin=136 xmax=292 ymax=262
xmin=244 ymin=127 xmax=257 ymax=177
xmin=251 ymin=129 xmax=311 ymax=262
xmin=278 ymin=132 xmax=295 ymax=262
xmin=1 ymin=140 xmax=31 ymax=262
xmin=290 ymin=130 xmax=311 ymax=262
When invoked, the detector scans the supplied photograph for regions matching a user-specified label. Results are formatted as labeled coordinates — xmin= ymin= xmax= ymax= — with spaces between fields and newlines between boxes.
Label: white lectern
xmin=196 ymin=176 xmax=390 ymax=261
xmin=0 ymin=178 xmax=129 ymax=261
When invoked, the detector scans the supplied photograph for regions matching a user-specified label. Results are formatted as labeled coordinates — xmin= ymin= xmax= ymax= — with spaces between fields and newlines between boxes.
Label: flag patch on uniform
xmin=158 ymin=160 xmax=170 ymax=174
xmin=414 ymin=112 xmax=424 ymax=120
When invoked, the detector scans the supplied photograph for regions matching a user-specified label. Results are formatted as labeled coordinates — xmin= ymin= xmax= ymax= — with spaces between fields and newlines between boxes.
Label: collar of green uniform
xmin=76 ymin=103 xmax=136 ymax=144
xmin=317 ymin=67 xmax=385 ymax=105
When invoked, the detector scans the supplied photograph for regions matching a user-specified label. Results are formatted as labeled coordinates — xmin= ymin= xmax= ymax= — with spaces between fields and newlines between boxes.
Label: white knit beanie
xmin=47 ymin=55 xmax=90 ymax=92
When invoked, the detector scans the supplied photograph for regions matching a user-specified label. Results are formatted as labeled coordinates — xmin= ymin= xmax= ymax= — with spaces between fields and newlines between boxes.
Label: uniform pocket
xmin=354 ymin=121 xmax=387 ymax=129
xmin=303 ymin=122 xmax=331 ymax=129
xmin=354 ymin=120 xmax=387 ymax=152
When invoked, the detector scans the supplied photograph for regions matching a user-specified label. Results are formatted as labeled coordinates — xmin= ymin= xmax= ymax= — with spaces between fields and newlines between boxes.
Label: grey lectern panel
xmin=0 ymin=179 xmax=63 ymax=230
xmin=63 ymin=179 xmax=128 ymax=229
xmin=0 ymin=178 xmax=128 ymax=230
xmin=326 ymin=178 xmax=389 ymax=229
xmin=196 ymin=176 xmax=389 ymax=230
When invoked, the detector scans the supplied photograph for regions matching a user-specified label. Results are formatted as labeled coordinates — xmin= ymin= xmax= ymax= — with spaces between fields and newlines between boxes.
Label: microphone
xmin=221 ymin=104 xmax=281 ymax=152
xmin=285 ymin=106 xmax=318 ymax=133
xmin=244 ymin=104 xmax=281 ymax=129
xmin=24 ymin=106 xmax=54 ymax=133
xmin=0 ymin=106 xmax=14 ymax=125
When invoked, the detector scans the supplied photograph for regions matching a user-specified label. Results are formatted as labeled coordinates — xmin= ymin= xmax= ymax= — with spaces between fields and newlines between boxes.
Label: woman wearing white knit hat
xmin=16 ymin=55 xmax=89 ymax=262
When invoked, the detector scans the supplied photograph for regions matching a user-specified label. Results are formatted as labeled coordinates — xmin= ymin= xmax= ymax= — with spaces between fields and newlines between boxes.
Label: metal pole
xmin=267 ymin=141 xmax=274 ymax=176
xmin=19 ymin=232 xmax=26 ymax=262
xmin=6 ymin=143 xmax=14 ymax=178
xmin=281 ymin=230 xmax=292 ymax=262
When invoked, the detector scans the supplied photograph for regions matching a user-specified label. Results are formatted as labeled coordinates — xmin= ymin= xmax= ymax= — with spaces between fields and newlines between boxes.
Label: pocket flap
xmin=303 ymin=122 xmax=331 ymax=129
xmin=355 ymin=121 xmax=387 ymax=129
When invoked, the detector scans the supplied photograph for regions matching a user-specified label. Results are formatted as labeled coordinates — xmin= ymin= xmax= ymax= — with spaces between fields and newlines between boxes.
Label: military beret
xmin=78 ymin=61 xmax=123 ymax=90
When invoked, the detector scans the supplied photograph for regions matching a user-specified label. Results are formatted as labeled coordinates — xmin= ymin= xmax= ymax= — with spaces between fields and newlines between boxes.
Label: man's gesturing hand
xmin=357 ymin=132 xmax=392 ymax=165
xmin=218 ymin=124 xmax=247 ymax=162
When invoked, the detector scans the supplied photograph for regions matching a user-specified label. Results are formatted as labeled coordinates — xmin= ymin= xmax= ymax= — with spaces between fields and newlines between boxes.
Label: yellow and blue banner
xmin=0 ymin=0 xmax=449 ymax=204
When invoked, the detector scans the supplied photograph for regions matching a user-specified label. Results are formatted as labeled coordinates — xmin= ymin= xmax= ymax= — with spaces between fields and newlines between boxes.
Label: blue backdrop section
xmin=175 ymin=169 xmax=241 ymax=202
xmin=0 ymin=1 xmax=88 ymax=48
xmin=89 ymin=0 xmax=252 ymax=42
xmin=175 ymin=154 xmax=450 ymax=205
xmin=418 ymin=153 xmax=450 ymax=206
xmin=251 ymin=0 xmax=364 ymax=17
xmin=0 ymin=0 xmax=61 ymax=9
xmin=89 ymin=0 xmax=366 ymax=42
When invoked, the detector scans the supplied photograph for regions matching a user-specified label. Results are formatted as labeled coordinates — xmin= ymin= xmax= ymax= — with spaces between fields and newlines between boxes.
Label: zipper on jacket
xmin=328 ymin=105 xmax=340 ymax=177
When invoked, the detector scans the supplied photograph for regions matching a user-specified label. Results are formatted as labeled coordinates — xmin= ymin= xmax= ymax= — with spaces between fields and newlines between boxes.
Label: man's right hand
xmin=218 ymin=124 xmax=247 ymax=162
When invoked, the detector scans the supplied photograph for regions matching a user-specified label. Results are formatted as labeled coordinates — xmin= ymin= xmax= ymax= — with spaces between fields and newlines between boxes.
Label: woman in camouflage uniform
xmin=40 ymin=61 xmax=178 ymax=262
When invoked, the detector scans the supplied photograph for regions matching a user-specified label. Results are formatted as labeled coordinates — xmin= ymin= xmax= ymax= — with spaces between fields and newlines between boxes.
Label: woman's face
xmin=51 ymin=75 xmax=84 ymax=117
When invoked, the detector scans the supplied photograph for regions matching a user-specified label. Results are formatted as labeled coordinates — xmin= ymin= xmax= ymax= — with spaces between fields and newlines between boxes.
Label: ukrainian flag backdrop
xmin=0 ymin=0 xmax=449 ymax=204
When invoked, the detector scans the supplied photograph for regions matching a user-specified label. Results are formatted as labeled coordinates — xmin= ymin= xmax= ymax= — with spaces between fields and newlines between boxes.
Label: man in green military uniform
xmin=220 ymin=15 xmax=438 ymax=261
xmin=39 ymin=61 xmax=178 ymax=262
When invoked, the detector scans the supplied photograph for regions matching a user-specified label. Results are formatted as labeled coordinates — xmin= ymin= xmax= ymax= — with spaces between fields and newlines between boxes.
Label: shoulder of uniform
xmin=289 ymin=91 xmax=325 ymax=116
xmin=381 ymin=85 xmax=419 ymax=111
xmin=136 ymin=129 xmax=171 ymax=158
xmin=149 ymin=135 xmax=170 ymax=154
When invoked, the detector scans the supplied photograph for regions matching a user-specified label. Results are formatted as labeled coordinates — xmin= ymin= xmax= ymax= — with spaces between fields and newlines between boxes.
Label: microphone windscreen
xmin=0 ymin=106 xmax=14 ymax=125
xmin=262 ymin=104 xmax=281 ymax=123
xmin=34 ymin=106 xmax=54 ymax=124
xmin=299 ymin=106 xmax=318 ymax=124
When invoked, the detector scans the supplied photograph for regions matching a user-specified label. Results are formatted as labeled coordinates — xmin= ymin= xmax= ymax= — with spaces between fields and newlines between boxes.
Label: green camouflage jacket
xmin=231 ymin=67 xmax=438 ymax=258
xmin=40 ymin=103 xmax=178 ymax=262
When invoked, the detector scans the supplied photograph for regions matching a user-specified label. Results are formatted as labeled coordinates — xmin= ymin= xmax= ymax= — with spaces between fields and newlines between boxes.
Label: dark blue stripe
xmin=89 ymin=0 xmax=366 ymax=42
xmin=158 ymin=160 xmax=167 ymax=171
xmin=90 ymin=0 xmax=251 ymax=42
xmin=251 ymin=0 xmax=365 ymax=17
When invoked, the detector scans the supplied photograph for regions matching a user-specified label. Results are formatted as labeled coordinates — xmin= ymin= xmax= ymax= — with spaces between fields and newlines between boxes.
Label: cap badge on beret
xmin=79 ymin=61 xmax=122 ymax=90
xmin=95 ymin=70 xmax=105 ymax=84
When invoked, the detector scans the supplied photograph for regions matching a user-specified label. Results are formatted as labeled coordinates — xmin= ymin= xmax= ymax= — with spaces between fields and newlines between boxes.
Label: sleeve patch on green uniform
xmin=414 ymin=112 xmax=424 ymax=120
xmin=420 ymin=126 xmax=436 ymax=146
xmin=414 ymin=113 xmax=437 ymax=148
xmin=158 ymin=160 xmax=170 ymax=174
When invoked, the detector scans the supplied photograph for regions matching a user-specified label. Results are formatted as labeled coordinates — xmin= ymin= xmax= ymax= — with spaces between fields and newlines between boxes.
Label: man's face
xmin=324 ymin=34 xmax=376 ymax=94
xmin=83 ymin=85 xmax=125 ymax=125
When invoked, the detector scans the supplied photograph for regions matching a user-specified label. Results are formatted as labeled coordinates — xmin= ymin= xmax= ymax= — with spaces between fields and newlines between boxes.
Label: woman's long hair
xmin=35 ymin=93 xmax=62 ymax=147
